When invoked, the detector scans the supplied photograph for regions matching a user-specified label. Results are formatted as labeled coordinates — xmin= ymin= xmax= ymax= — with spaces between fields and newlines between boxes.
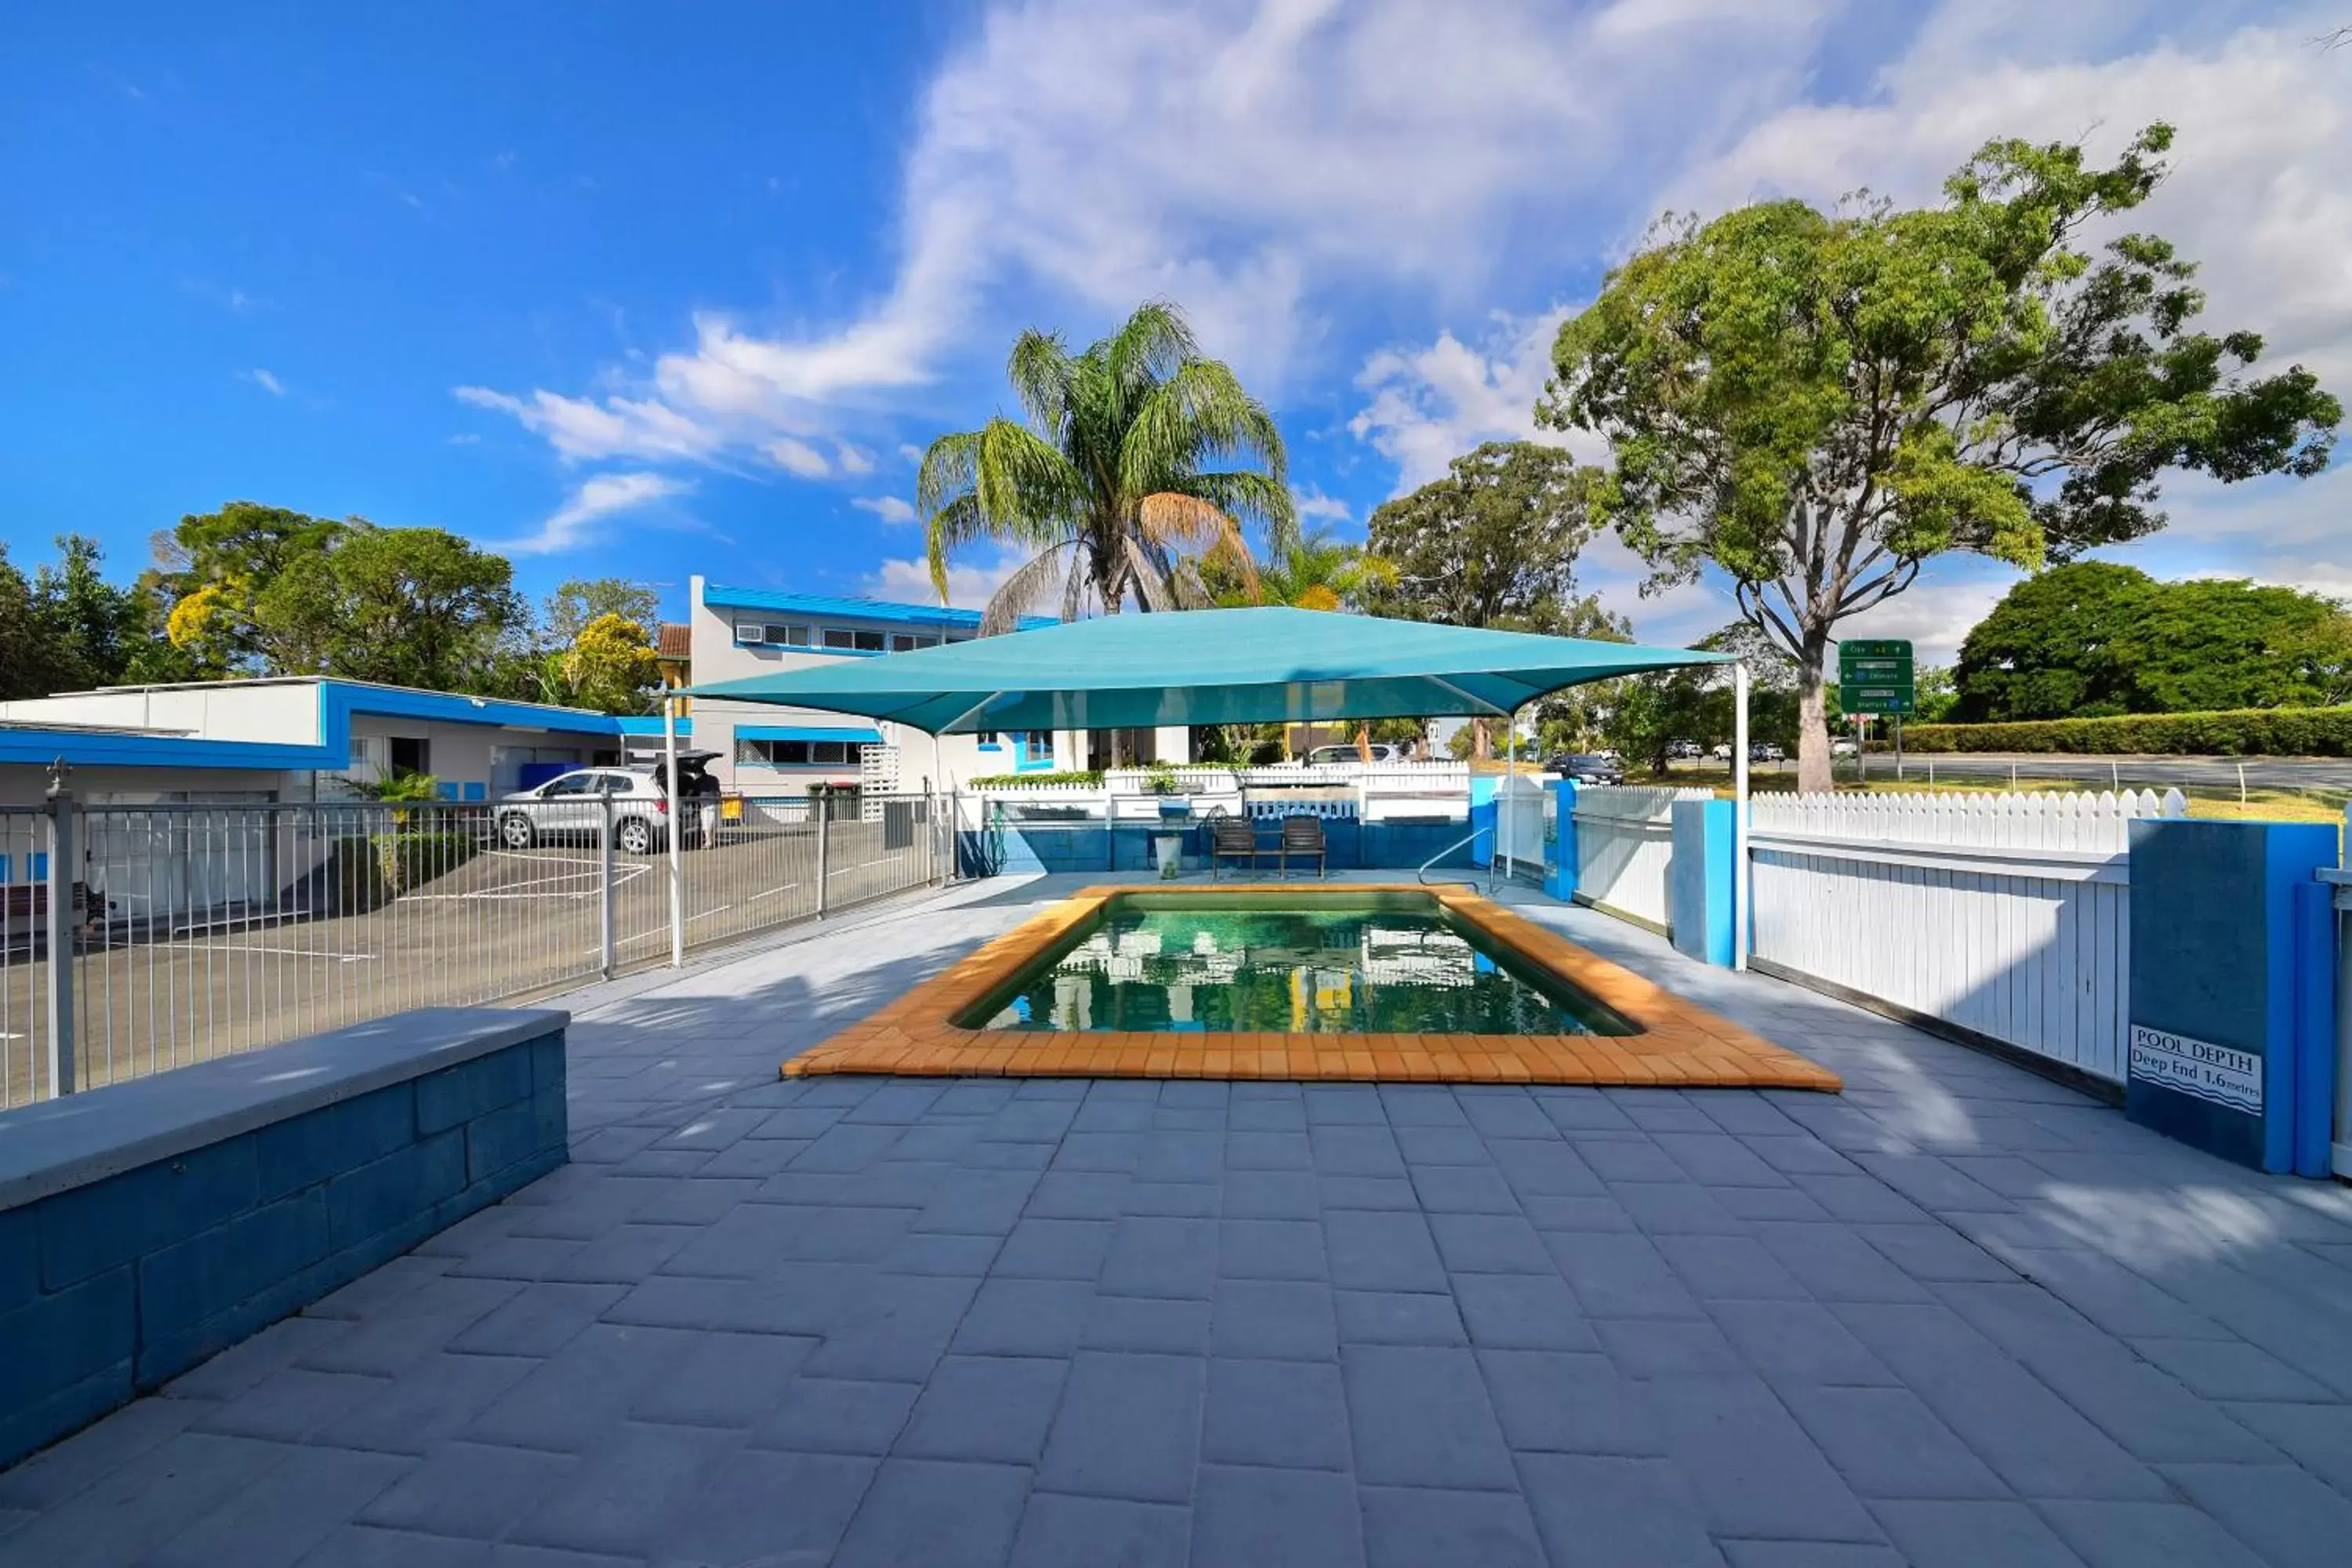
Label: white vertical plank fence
xmin=1574 ymin=786 xmax=1715 ymax=930
xmin=1496 ymin=775 xmax=1548 ymax=873
xmin=1748 ymin=789 xmax=2185 ymax=1083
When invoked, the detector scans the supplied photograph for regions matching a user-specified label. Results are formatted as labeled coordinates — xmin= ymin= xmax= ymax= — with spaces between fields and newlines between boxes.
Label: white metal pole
xmin=1734 ymin=662 xmax=1751 ymax=972
xmin=663 ymin=695 xmax=684 ymax=967
xmin=1501 ymin=706 xmax=1517 ymax=887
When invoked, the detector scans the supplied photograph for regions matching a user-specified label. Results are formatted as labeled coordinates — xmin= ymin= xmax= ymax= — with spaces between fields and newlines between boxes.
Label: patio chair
xmin=1278 ymin=814 xmax=1327 ymax=880
xmin=1209 ymin=816 xmax=1264 ymax=880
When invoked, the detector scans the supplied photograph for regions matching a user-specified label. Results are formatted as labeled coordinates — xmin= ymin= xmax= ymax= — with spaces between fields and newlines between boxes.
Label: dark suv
xmin=1547 ymin=753 xmax=1624 ymax=785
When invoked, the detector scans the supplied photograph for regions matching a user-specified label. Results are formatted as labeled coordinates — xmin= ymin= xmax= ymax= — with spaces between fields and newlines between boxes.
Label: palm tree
xmin=1254 ymin=528 xmax=1396 ymax=613
xmin=920 ymin=301 xmax=1294 ymax=634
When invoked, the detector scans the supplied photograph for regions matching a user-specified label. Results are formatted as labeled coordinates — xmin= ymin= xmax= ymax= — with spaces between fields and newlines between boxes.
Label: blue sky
xmin=5 ymin=1 xmax=2345 ymax=661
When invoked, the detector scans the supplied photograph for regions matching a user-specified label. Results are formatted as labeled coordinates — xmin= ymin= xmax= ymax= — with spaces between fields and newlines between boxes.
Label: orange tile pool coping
xmin=782 ymin=884 xmax=1841 ymax=1091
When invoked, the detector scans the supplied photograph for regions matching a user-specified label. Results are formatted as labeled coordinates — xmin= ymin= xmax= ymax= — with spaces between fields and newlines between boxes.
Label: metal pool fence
xmin=0 ymin=789 xmax=949 ymax=1105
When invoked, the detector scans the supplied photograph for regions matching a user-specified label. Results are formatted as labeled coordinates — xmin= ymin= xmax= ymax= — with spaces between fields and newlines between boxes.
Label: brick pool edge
xmin=782 ymin=884 xmax=1840 ymax=1091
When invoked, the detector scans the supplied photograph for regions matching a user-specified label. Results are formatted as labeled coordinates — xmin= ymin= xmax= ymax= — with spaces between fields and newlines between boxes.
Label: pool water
xmin=962 ymin=894 xmax=1634 ymax=1036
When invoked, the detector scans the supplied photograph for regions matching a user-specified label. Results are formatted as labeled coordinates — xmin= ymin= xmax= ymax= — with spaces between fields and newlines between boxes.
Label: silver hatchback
xmin=495 ymin=767 xmax=706 ymax=856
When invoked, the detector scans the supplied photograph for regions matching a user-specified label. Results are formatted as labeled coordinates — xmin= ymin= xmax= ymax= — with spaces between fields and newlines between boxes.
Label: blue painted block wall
xmin=1668 ymin=799 xmax=1737 ymax=967
xmin=0 ymin=1025 xmax=568 ymax=1468
xmin=959 ymin=815 xmax=1477 ymax=878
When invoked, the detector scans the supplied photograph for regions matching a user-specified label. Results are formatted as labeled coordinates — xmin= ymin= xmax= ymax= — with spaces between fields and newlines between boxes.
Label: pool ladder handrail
xmin=1416 ymin=825 xmax=1497 ymax=894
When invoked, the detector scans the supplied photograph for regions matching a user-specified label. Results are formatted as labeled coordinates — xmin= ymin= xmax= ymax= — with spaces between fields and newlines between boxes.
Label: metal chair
xmin=1278 ymin=815 xmax=1327 ymax=880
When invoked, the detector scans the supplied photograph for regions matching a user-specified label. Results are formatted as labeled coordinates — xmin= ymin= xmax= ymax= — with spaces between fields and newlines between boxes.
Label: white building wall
xmin=0 ymin=683 xmax=325 ymax=745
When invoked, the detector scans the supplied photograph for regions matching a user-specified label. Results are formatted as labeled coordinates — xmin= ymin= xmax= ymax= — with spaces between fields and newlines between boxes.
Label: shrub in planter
xmin=370 ymin=830 xmax=481 ymax=895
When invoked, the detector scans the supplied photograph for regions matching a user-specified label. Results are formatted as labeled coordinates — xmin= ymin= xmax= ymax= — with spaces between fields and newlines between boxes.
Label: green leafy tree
xmin=0 ymin=546 xmax=78 ymax=699
xmin=1911 ymin=665 xmax=1960 ymax=724
xmin=251 ymin=524 xmax=523 ymax=691
xmin=1954 ymin=561 xmax=2352 ymax=720
xmin=33 ymin=535 xmax=153 ymax=690
xmin=557 ymin=612 xmax=662 ymax=714
xmin=921 ymin=299 xmax=1294 ymax=634
xmin=156 ymin=501 xmax=349 ymax=674
xmin=1367 ymin=441 xmax=1603 ymax=759
xmin=543 ymin=579 xmax=660 ymax=646
xmin=1543 ymin=124 xmax=2340 ymax=790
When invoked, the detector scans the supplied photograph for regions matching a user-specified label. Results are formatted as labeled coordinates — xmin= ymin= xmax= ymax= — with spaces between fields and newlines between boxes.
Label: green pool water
xmin=960 ymin=893 xmax=1635 ymax=1036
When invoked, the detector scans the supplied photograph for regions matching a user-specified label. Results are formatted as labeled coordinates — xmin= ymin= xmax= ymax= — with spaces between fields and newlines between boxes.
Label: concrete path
xmin=5 ymin=872 xmax=2352 ymax=1566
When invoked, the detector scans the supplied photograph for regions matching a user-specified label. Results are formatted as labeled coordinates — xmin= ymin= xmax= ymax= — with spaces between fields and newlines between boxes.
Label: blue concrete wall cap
xmin=0 ymin=1007 xmax=568 ymax=1213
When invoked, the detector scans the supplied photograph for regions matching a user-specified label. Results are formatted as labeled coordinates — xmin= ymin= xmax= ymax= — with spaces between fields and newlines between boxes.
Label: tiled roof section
xmin=657 ymin=622 xmax=692 ymax=659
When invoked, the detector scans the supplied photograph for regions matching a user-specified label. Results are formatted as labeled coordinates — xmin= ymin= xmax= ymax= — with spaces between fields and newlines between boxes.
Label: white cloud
xmin=246 ymin=368 xmax=285 ymax=397
xmin=1350 ymin=308 xmax=1606 ymax=492
xmin=491 ymin=471 xmax=693 ymax=557
xmin=764 ymin=437 xmax=831 ymax=478
xmin=854 ymin=495 xmax=919 ymax=524
xmin=836 ymin=442 xmax=877 ymax=476
xmin=1291 ymin=488 xmax=1352 ymax=525
xmin=453 ymin=385 xmax=723 ymax=465
xmin=898 ymin=443 xmax=926 ymax=466
xmin=457 ymin=0 xmax=1839 ymax=471
xmin=866 ymin=547 xmax=1029 ymax=610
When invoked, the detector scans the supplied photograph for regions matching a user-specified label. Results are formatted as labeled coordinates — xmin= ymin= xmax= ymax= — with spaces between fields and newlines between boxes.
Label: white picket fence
xmin=1748 ymin=789 xmax=2187 ymax=1083
xmin=1574 ymin=786 xmax=1715 ymax=930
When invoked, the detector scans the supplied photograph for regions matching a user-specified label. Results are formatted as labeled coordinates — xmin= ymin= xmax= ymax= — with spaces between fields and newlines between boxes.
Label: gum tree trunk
xmin=1795 ymin=626 xmax=1834 ymax=794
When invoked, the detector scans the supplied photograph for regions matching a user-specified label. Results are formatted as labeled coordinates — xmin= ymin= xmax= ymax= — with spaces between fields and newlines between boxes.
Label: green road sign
xmin=1838 ymin=637 xmax=1915 ymax=716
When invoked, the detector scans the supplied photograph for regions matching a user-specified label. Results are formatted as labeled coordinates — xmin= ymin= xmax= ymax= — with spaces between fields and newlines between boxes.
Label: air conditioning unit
xmin=736 ymin=624 xmax=766 ymax=644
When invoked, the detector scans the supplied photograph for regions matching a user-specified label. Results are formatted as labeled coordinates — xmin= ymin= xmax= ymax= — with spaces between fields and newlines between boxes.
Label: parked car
xmin=1830 ymin=737 xmax=1859 ymax=757
xmin=1306 ymin=742 xmax=1406 ymax=764
xmin=1547 ymin=753 xmax=1624 ymax=785
xmin=1710 ymin=742 xmax=1733 ymax=760
xmin=1668 ymin=740 xmax=1703 ymax=760
xmin=1749 ymin=742 xmax=1784 ymax=763
xmin=496 ymin=753 xmax=721 ymax=855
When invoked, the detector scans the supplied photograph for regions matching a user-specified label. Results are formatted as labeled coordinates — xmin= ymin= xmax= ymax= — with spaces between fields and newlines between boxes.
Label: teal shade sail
xmin=688 ymin=606 xmax=1727 ymax=734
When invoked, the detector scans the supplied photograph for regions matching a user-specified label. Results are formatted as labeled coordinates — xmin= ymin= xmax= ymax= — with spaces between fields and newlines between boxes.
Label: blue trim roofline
xmin=703 ymin=583 xmax=1055 ymax=632
xmin=2 ymin=678 xmax=670 ymax=774
xmin=739 ymin=724 xmax=883 ymax=744
xmin=609 ymin=717 xmax=695 ymax=737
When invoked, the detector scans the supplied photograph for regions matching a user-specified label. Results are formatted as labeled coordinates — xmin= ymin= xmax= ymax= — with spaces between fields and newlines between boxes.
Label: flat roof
xmin=702 ymin=583 xmax=1054 ymax=632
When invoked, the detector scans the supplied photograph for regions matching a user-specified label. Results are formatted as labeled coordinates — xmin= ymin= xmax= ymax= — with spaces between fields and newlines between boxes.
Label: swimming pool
xmin=956 ymin=891 xmax=1635 ymax=1036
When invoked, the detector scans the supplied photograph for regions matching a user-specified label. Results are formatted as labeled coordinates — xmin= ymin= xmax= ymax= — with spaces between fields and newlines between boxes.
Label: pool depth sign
xmin=1837 ymin=638 xmax=1915 ymax=717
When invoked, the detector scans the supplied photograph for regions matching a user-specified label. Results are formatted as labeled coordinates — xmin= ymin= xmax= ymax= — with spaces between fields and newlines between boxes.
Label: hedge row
xmin=964 ymin=770 xmax=1105 ymax=789
xmin=1901 ymin=706 xmax=2352 ymax=757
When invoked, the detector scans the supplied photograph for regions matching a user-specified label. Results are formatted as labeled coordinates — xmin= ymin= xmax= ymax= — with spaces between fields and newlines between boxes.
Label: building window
xmin=1021 ymin=731 xmax=1054 ymax=752
xmin=737 ymin=621 xmax=809 ymax=646
xmin=390 ymin=736 xmax=430 ymax=775
xmin=890 ymin=633 xmax=939 ymax=652
xmin=737 ymin=738 xmax=858 ymax=766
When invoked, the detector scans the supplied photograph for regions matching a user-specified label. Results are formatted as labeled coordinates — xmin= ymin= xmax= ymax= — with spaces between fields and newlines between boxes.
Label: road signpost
xmin=1838 ymin=639 xmax=1915 ymax=782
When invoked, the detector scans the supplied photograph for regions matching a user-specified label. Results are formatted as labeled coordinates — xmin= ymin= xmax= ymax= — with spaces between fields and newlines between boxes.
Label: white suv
xmin=496 ymin=764 xmax=712 ymax=855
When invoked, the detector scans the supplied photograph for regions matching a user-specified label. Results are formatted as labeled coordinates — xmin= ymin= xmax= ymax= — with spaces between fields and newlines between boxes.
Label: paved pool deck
xmin=5 ymin=870 xmax=2352 ymax=1567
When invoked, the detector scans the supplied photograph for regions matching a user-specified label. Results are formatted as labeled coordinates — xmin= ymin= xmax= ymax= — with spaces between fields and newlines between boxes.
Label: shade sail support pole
xmin=1733 ymin=661 xmax=1750 ymax=973
xmin=664 ymin=695 xmax=684 ymax=969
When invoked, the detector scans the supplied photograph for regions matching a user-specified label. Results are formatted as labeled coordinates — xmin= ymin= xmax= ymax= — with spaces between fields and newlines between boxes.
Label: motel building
xmin=685 ymin=576 xmax=1192 ymax=794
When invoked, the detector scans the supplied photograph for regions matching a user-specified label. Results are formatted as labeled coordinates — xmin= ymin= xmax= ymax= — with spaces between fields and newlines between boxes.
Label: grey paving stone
xmin=293 ymin=1526 xmax=490 ymax=1567
xmin=1229 ymin=1098 xmax=1308 ymax=1133
xmin=1742 ymin=1134 xmax=1860 ymax=1177
xmin=1653 ymin=1132 xmax=1789 ymax=1188
xmin=1490 ymin=1138 xmax=1607 ymax=1198
xmin=1312 ymin=1124 xmax=1409 ymax=1178
xmin=1319 ymin=1174 xmax=1421 ymax=1210
xmin=463 ymin=1323 xmax=699 ymax=1452
xmin=1754 ymin=1222 xmax=1936 ymax=1303
xmin=1646 ymin=1373 xmax=1884 ymax=1542
xmin=1544 ymin=1231 xmax=1705 ymax=1319
xmin=1326 ymin=1210 xmax=1448 ymax=1293
xmin=910 ymin=1167 xmax=1043 ymax=1234
xmin=954 ymin=1278 xmax=1094 ymax=1356
xmin=1222 ymin=1170 xmax=1320 ymax=1220
xmin=753 ymin=1375 xmax=920 ymax=1454
xmin=137 ymin=1443 xmax=414 ymax=1568
xmin=1088 ymin=1293 xmax=1214 ymax=1355
xmin=2034 ymin=1498 xmax=2267 ymax=1568
xmin=1994 ymin=1247 xmax=2228 ymax=1339
xmin=1219 ymin=1218 xmax=1328 ymax=1279
xmin=800 ymin=1272 xmax=980 ymax=1381
xmin=884 ymin=1229 xmax=1007 ymax=1276
xmin=1380 ymin=1086 xmax=1472 ymax=1127
xmin=2161 ymin=1461 xmax=2352 ymax=1568
xmin=1454 ymin=1272 xmax=1602 ymax=1352
xmin=832 ymin=1457 xmax=1033 ymax=1568
xmin=1578 ymin=1138 xmax=1686 ymax=1183
xmin=629 ymin=1330 xmax=818 ymax=1428
xmin=1515 ymin=1453 xmax=1726 ymax=1568
xmin=167 ymin=1316 xmax=355 ymax=1402
xmin=1190 ymin=1465 xmax=1364 ymax=1568
xmin=193 ymin=1367 xmax=394 ymax=1443
xmin=1533 ymin=1090 xmax=1639 ymax=1132
xmin=1834 ymin=1302 xmax=2167 ymax=1501
xmin=0 ymin=1393 xmax=214 ymax=1512
xmin=1477 ymin=1348 xmax=1665 ymax=1456
xmin=1455 ymin=1091 xmax=1559 ymax=1139
xmin=1719 ymin=1545 xmax=1904 ymax=1568
xmin=1693 ymin=1097 xmax=1802 ymax=1138
xmin=1429 ymin=1211 xmax=1554 ymax=1274
xmin=2129 ymin=1334 xmax=2333 ymax=1401
xmin=1853 ymin=1222 xmax=2013 ymax=1283
xmin=297 ymin=1276 xmax=526 ymax=1376
xmin=1008 ymin=1492 xmax=1189 ymax=1568
xmin=1596 ymin=1316 xmax=1748 ymax=1378
xmin=1341 ymin=1344 xmax=1516 ymax=1489
xmin=792 ymin=1122 xmax=905 ymax=1172
xmin=1122 ymin=1180 xmax=1221 ymax=1218
xmin=1202 ymin=1357 xmax=1352 ymax=1470
xmin=543 ymin=1221 xmax=695 ymax=1285
xmin=897 ymin=1356 xmax=1069 ymax=1465
xmin=1522 ymin=1195 xmax=1639 ymax=1232
xmin=1410 ymin=1163 xmax=1523 ymax=1214
xmin=1654 ymin=1232 xmax=1809 ymax=1301
xmin=1360 ymin=1485 xmax=1546 ymax=1568
xmin=507 ymin=1420 xmax=743 ymax=1557
xmin=1212 ymin=1279 xmax=1340 ymax=1360
xmin=1396 ymin=1126 xmax=1495 ymax=1165
xmin=1227 ymin=1131 xmax=1314 ymax=1171
xmin=1139 ymin=1131 xmax=1226 ymax=1184
xmin=1100 ymin=1215 xmax=1220 ymax=1300
xmin=2221 ymin=1399 xmax=2352 ymax=1494
xmin=446 ymin=1282 xmax=626 ymax=1358
xmin=1028 ymin=1170 xmax=1133 ymax=1219
xmin=1038 ymin=1352 xmax=1203 ymax=1504
xmin=1074 ymin=1096 xmax=1159 ymax=1133
xmin=997 ymin=1218 xmax=1116 ymax=1280
xmin=1851 ymin=1152 xmax=2015 ymax=1213
xmin=358 ymin=1441 xmax=579 ymax=1541
xmin=1706 ymin=1299 xmax=1895 ymax=1388
xmin=1612 ymin=1181 xmax=1750 ymax=1236
xmin=1788 ymin=1171 xmax=1933 ymax=1224
xmin=657 ymin=1447 xmax=877 ymax=1566
xmin=1777 ymin=1383 xmax=2008 ymax=1500
xmin=607 ymin=1270 xmax=870 ymax=1338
